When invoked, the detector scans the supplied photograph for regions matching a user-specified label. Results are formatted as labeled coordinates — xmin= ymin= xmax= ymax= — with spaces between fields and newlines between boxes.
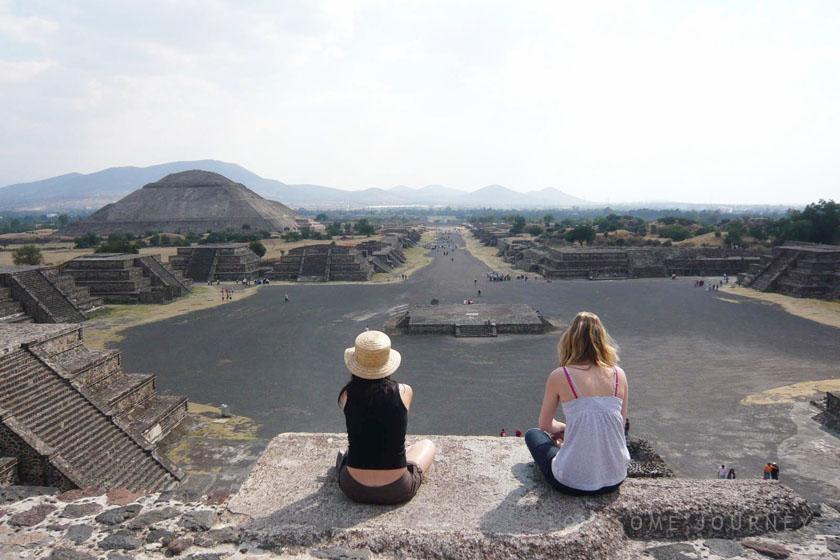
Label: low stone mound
xmin=229 ymin=433 xmax=811 ymax=560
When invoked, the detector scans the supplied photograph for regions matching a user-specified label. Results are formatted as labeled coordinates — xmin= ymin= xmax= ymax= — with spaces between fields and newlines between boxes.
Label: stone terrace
xmin=0 ymin=266 xmax=102 ymax=323
xmin=229 ymin=433 xmax=813 ymax=560
xmin=0 ymin=433 xmax=837 ymax=558
xmin=744 ymin=242 xmax=840 ymax=300
xmin=0 ymin=324 xmax=185 ymax=492
xmin=61 ymin=254 xmax=192 ymax=304
xmin=170 ymin=244 xmax=261 ymax=283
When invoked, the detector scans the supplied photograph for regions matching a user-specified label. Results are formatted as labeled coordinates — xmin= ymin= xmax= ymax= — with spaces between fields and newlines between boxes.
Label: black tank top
xmin=343 ymin=380 xmax=407 ymax=469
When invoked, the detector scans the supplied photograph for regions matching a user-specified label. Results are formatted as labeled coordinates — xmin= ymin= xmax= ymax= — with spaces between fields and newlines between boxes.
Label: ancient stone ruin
xmin=268 ymin=244 xmax=373 ymax=282
xmin=0 ymin=266 xmax=102 ymax=323
xmin=392 ymin=303 xmax=556 ymax=336
xmin=486 ymin=233 xmax=762 ymax=279
xmin=61 ymin=170 xmax=299 ymax=235
xmin=0 ymin=324 xmax=185 ymax=491
xmin=169 ymin=244 xmax=261 ymax=283
xmin=60 ymin=253 xmax=192 ymax=304
xmin=741 ymin=242 xmax=840 ymax=300
xmin=268 ymin=229 xmax=421 ymax=282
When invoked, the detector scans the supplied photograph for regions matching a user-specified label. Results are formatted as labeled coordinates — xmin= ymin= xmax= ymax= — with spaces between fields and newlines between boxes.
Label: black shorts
xmin=337 ymin=455 xmax=423 ymax=505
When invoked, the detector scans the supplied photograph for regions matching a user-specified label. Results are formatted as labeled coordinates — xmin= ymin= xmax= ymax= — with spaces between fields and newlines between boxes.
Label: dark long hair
xmin=338 ymin=375 xmax=399 ymax=408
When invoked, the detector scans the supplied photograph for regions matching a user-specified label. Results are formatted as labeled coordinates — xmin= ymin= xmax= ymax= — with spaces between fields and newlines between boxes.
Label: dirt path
xmin=722 ymin=285 xmax=840 ymax=329
xmin=461 ymin=228 xmax=539 ymax=277
xmin=83 ymin=285 xmax=260 ymax=350
xmin=370 ymin=230 xmax=435 ymax=283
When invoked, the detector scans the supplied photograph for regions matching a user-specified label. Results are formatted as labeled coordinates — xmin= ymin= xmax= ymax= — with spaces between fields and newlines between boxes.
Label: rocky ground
xmin=0 ymin=482 xmax=838 ymax=559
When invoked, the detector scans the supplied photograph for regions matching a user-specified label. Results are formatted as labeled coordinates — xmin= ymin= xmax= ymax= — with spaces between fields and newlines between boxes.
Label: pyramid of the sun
xmin=63 ymin=170 xmax=299 ymax=235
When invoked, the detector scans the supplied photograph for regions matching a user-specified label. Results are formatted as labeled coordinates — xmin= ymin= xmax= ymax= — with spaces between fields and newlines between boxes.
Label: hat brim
xmin=344 ymin=347 xmax=401 ymax=380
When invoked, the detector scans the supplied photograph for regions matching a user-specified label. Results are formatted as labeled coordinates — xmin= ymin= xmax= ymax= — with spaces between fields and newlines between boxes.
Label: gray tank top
xmin=551 ymin=367 xmax=630 ymax=490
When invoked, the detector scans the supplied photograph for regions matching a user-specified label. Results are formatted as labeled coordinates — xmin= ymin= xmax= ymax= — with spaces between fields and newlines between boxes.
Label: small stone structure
xmin=0 ymin=266 xmax=102 ymax=323
xmin=268 ymin=244 xmax=373 ymax=282
xmin=169 ymin=244 xmax=261 ymax=283
xmin=395 ymin=303 xmax=555 ymax=336
xmin=229 ymin=433 xmax=811 ymax=560
xmin=491 ymin=235 xmax=762 ymax=279
xmin=0 ymin=323 xmax=185 ymax=491
xmin=61 ymin=253 xmax=192 ymax=304
xmin=742 ymin=242 xmax=840 ymax=300
xmin=814 ymin=392 xmax=840 ymax=432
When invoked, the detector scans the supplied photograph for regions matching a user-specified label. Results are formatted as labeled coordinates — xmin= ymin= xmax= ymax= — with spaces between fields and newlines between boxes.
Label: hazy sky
xmin=1 ymin=1 xmax=839 ymax=204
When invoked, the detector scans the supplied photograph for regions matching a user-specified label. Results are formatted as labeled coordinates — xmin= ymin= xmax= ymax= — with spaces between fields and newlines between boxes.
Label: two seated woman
xmin=336 ymin=311 xmax=629 ymax=505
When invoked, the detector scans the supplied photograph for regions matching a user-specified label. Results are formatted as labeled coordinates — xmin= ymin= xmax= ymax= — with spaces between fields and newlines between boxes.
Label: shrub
xmin=249 ymin=240 xmax=267 ymax=257
xmin=12 ymin=245 xmax=43 ymax=265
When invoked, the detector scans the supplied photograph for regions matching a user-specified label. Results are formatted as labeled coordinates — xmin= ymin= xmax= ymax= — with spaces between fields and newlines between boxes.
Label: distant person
xmin=284 ymin=294 xmax=289 ymax=303
xmin=500 ymin=428 xmax=508 ymax=437
xmin=770 ymin=462 xmax=779 ymax=480
xmin=336 ymin=331 xmax=436 ymax=505
xmin=727 ymin=467 xmax=736 ymax=479
xmin=515 ymin=429 xmax=523 ymax=437
xmin=525 ymin=311 xmax=630 ymax=495
xmin=624 ymin=418 xmax=630 ymax=440
xmin=718 ymin=465 xmax=727 ymax=479
xmin=763 ymin=463 xmax=772 ymax=480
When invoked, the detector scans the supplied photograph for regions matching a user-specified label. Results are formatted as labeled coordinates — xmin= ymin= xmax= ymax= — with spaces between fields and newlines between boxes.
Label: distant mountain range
xmin=0 ymin=160 xmax=590 ymax=212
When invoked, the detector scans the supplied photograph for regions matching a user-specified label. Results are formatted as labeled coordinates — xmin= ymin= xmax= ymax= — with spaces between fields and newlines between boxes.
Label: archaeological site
xmin=2 ymin=5 xmax=840 ymax=557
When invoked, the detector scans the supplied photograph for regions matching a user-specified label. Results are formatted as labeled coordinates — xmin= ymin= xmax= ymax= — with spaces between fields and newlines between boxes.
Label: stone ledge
xmin=228 ymin=433 xmax=811 ymax=560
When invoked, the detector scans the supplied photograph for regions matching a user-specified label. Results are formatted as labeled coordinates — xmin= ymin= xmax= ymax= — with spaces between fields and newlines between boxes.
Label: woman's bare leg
xmin=406 ymin=439 xmax=436 ymax=472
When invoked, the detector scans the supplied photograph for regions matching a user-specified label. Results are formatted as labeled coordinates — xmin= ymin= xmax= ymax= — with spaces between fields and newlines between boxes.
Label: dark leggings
xmin=524 ymin=429 xmax=622 ymax=496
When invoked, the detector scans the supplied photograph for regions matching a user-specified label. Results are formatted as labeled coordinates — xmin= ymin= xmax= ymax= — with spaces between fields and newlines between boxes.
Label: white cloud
xmin=0 ymin=58 xmax=56 ymax=83
xmin=0 ymin=9 xmax=58 ymax=43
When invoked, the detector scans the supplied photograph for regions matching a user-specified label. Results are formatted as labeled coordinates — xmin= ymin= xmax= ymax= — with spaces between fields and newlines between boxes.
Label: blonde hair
xmin=558 ymin=312 xmax=619 ymax=368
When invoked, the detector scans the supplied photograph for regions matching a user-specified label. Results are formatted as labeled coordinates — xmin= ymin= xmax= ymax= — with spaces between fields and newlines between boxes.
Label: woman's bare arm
xmin=538 ymin=371 xmax=566 ymax=438
xmin=619 ymin=368 xmax=629 ymax=420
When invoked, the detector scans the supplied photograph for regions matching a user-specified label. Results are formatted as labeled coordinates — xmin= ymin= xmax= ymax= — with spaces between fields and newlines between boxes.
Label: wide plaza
xmin=118 ymin=231 xmax=840 ymax=502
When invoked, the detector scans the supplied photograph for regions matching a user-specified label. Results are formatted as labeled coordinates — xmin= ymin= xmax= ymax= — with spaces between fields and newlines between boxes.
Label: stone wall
xmin=744 ymin=242 xmax=840 ymax=300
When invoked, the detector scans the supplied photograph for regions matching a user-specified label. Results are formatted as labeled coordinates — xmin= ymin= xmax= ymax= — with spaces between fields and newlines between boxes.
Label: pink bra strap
xmin=562 ymin=367 xmax=578 ymax=399
xmin=613 ymin=367 xmax=619 ymax=397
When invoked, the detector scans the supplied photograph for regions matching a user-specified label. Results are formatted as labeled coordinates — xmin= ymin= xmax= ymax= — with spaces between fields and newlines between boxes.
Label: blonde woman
xmin=525 ymin=312 xmax=630 ymax=495
xmin=337 ymin=330 xmax=436 ymax=505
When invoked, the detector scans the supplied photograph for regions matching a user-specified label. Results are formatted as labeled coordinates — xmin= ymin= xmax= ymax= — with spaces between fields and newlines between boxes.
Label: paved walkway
xmin=118 ymin=230 xmax=840 ymax=501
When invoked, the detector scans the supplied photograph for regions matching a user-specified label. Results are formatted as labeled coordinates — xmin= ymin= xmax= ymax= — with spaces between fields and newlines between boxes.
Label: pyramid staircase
xmin=0 ymin=324 xmax=185 ymax=491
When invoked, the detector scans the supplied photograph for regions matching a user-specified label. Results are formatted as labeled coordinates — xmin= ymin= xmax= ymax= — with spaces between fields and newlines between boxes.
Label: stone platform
xmin=229 ymin=433 xmax=811 ymax=560
xmin=400 ymin=303 xmax=552 ymax=336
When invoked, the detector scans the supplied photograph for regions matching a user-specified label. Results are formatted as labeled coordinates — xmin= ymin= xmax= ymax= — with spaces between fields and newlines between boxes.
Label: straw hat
xmin=344 ymin=330 xmax=401 ymax=379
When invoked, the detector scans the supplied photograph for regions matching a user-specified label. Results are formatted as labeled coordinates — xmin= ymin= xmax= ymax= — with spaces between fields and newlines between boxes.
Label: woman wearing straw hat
xmin=337 ymin=330 xmax=436 ymax=505
xmin=525 ymin=311 xmax=630 ymax=495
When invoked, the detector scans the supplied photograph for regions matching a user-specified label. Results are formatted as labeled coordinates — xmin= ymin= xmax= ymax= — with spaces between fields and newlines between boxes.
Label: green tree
xmin=326 ymin=221 xmax=343 ymax=237
xmin=542 ymin=214 xmax=554 ymax=227
xmin=525 ymin=224 xmax=544 ymax=236
xmin=725 ymin=221 xmax=746 ymax=247
xmin=565 ymin=224 xmax=596 ymax=245
xmin=354 ymin=218 xmax=376 ymax=236
xmin=57 ymin=214 xmax=70 ymax=226
xmin=12 ymin=245 xmax=43 ymax=265
xmin=315 ymin=213 xmax=329 ymax=222
xmin=249 ymin=240 xmax=267 ymax=257
xmin=509 ymin=215 xmax=527 ymax=234
xmin=659 ymin=224 xmax=692 ymax=242
xmin=74 ymin=232 xmax=101 ymax=249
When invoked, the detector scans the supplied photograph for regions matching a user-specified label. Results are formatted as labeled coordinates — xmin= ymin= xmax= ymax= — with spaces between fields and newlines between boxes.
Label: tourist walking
xmin=770 ymin=462 xmax=779 ymax=480
xmin=525 ymin=311 xmax=630 ymax=495
xmin=284 ymin=294 xmax=289 ymax=303
xmin=336 ymin=331 xmax=436 ymax=505
xmin=763 ymin=463 xmax=773 ymax=480
xmin=718 ymin=465 xmax=727 ymax=479
xmin=499 ymin=428 xmax=508 ymax=437
xmin=727 ymin=467 xmax=736 ymax=479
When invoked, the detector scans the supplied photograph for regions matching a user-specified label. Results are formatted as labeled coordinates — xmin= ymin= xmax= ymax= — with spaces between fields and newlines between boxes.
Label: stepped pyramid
xmin=0 ymin=324 xmax=185 ymax=491
xmin=62 ymin=170 xmax=299 ymax=235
